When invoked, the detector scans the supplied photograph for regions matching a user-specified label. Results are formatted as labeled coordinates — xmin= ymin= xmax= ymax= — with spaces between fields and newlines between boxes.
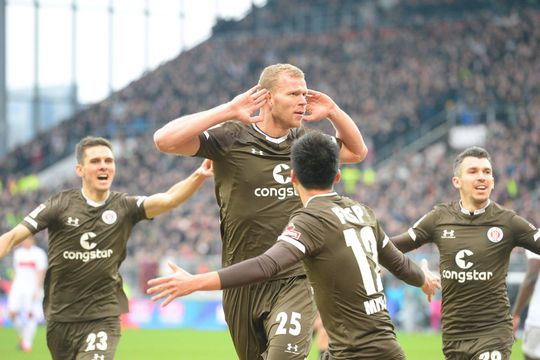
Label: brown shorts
xmin=443 ymin=327 xmax=514 ymax=360
xmin=321 ymin=339 xmax=405 ymax=360
xmin=46 ymin=316 xmax=121 ymax=360
xmin=223 ymin=275 xmax=316 ymax=360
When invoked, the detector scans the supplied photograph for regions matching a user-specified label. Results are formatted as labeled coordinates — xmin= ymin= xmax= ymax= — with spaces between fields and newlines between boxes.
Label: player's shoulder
xmin=203 ymin=120 xmax=249 ymax=140
xmin=109 ymin=190 xmax=127 ymax=199
xmin=429 ymin=201 xmax=459 ymax=218
xmin=109 ymin=191 xmax=136 ymax=203
xmin=300 ymin=127 xmax=339 ymax=144
xmin=222 ymin=120 xmax=250 ymax=135
xmin=432 ymin=201 xmax=455 ymax=212
xmin=339 ymin=195 xmax=376 ymax=219
xmin=292 ymin=196 xmax=329 ymax=221
xmin=488 ymin=200 xmax=515 ymax=216
xmin=411 ymin=201 xmax=455 ymax=228
xmin=489 ymin=201 xmax=536 ymax=231
xmin=109 ymin=191 xmax=148 ymax=211
xmin=474 ymin=200 xmax=520 ymax=226
xmin=306 ymin=193 xmax=378 ymax=226
xmin=54 ymin=188 xmax=80 ymax=199
xmin=46 ymin=188 xmax=82 ymax=210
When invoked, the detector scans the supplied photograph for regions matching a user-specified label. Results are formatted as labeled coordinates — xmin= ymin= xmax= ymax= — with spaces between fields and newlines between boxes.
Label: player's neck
xmin=81 ymin=187 xmax=110 ymax=205
xmin=299 ymin=187 xmax=334 ymax=207
xmin=257 ymin=118 xmax=290 ymax=138
xmin=459 ymin=198 xmax=490 ymax=214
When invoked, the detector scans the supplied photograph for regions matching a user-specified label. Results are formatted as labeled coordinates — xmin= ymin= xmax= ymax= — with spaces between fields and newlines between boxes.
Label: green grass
xmin=0 ymin=327 xmax=524 ymax=359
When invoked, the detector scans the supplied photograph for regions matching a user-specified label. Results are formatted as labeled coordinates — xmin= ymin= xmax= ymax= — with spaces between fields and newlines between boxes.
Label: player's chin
xmin=289 ymin=117 xmax=303 ymax=128
xmin=473 ymin=194 xmax=490 ymax=204
xmin=95 ymin=182 xmax=112 ymax=191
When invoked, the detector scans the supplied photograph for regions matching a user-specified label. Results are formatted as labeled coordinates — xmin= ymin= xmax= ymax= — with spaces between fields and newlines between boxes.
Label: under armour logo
xmin=251 ymin=148 xmax=263 ymax=155
xmin=92 ymin=355 xmax=104 ymax=360
xmin=67 ymin=217 xmax=80 ymax=226
xmin=441 ymin=229 xmax=455 ymax=239
xmin=286 ymin=343 xmax=299 ymax=353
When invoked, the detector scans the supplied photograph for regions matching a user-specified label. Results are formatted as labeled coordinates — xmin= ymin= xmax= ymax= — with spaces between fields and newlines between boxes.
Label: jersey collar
xmin=459 ymin=199 xmax=490 ymax=216
xmin=305 ymin=192 xmax=338 ymax=207
xmin=252 ymin=124 xmax=289 ymax=144
xmin=81 ymin=188 xmax=110 ymax=207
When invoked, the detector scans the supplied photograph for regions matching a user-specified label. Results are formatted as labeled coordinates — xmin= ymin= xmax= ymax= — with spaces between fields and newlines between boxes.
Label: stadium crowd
xmin=2 ymin=0 xmax=540 ymax=176
xmin=1 ymin=0 xmax=540 ymax=329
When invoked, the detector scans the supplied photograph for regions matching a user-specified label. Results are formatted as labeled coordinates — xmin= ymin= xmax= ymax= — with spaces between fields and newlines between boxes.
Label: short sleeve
xmin=21 ymin=197 xmax=57 ymax=234
xmin=195 ymin=122 xmax=240 ymax=160
xmin=277 ymin=212 xmax=326 ymax=257
xmin=407 ymin=209 xmax=439 ymax=246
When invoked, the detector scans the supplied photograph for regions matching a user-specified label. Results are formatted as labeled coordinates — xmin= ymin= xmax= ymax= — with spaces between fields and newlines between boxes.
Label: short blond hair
xmin=258 ymin=63 xmax=305 ymax=91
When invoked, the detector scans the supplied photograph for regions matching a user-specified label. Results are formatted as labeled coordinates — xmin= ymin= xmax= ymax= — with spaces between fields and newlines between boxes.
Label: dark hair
xmin=291 ymin=131 xmax=340 ymax=190
xmin=453 ymin=146 xmax=491 ymax=176
xmin=75 ymin=136 xmax=113 ymax=164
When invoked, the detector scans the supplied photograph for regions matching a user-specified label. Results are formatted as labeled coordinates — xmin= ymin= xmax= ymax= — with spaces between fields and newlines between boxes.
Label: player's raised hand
xmin=147 ymin=261 xmax=195 ymax=307
xmin=196 ymin=159 xmax=214 ymax=178
xmin=228 ymin=84 xmax=268 ymax=124
xmin=420 ymin=258 xmax=441 ymax=302
xmin=302 ymin=89 xmax=337 ymax=122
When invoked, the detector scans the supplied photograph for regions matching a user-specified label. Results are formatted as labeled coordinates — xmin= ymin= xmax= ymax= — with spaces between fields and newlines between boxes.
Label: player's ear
xmin=291 ymin=169 xmax=298 ymax=185
xmin=267 ymin=91 xmax=273 ymax=108
xmin=333 ymin=170 xmax=341 ymax=185
xmin=75 ymin=163 xmax=84 ymax=177
xmin=451 ymin=176 xmax=460 ymax=189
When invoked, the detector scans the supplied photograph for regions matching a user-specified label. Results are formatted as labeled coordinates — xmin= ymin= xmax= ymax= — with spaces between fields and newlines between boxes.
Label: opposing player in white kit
xmin=512 ymin=250 xmax=540 ymax=360
xmin=7 ymin=235 xmax=47 ymax=352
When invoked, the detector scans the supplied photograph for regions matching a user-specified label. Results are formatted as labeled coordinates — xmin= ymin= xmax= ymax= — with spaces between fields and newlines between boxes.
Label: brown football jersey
xmin=196 ymin=122 xmax=308 ymax=278
xmin=277 ymin=192 xmax=422 ymax=358
xmin=406 ymin=200 xmax=540 ymax=340
xmin=21 ymin=189 xmax=148 ymax=321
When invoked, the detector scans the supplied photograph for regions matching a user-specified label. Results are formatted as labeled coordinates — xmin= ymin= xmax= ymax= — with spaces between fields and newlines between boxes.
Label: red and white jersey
xmin=526 ymin=250 xmax=540 ymax=328
xmin=12 ymin=245 xmax=47 ymax=290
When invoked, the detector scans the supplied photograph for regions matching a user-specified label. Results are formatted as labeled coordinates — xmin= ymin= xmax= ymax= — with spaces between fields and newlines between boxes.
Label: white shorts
xmin=523 ymin=323 xmax=540 ymax=359
xmin=7 ymin=284 xmax=43 ymax=317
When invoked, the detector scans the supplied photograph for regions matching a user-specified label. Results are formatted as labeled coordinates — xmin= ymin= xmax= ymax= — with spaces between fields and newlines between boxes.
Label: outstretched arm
xmin=143 ymin=159 xmax=214 ymax=219
xmin=303 ymin=90 xmax=368 ymax=163
xmin=147 ymin=242 xmax=300 ymax=307
xmin=391 ymin=232 xmax=419 ymax=253
xmin=0 ymin=225 xmax=33 ymax=259
xmin=154 ymin=85 xmax=269 ymax=156
xmin=379 ymin=239 xmax=440 ymax=302
xmin=511 ymin=256 xmax=540 ymax=332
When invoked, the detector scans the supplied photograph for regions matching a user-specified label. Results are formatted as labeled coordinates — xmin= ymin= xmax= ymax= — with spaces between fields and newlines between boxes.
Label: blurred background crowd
xmin=1 ymin=0 xmax=540 ymax=331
